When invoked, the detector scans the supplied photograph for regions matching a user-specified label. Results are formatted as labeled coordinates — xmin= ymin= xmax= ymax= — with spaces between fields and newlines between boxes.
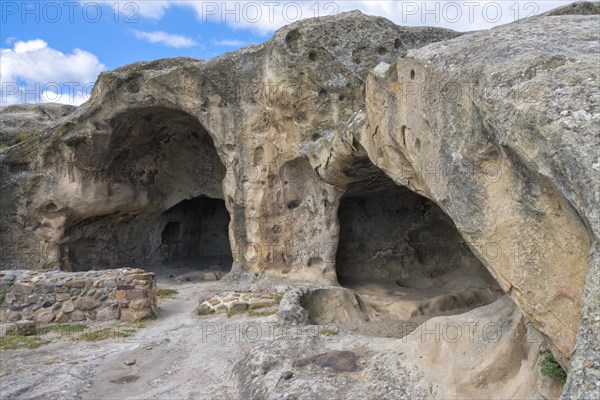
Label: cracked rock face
xmin=0 ymin=4 xmax=599 ymax=398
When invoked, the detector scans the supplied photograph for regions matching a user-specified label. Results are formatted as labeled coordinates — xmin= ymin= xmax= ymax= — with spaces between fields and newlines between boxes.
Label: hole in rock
xmin=285 ymin=29 xmax=302 ymax=52
xmin=159 ymin=197 xmax=232 ymax=270
xmin=330 ymin=157 xmax=503 ymax=337
xmin=161 ymin=222 xmax=181 ymax=244
xmin=44 ymin=202 xmax=58 ymax=213
xmin=410 ymin=69 xmax=416 ymax=80
xmin=62 ymin=106 xmax=232 ymax=278
xmin=287 ymin=200 xmax=301 ymax=210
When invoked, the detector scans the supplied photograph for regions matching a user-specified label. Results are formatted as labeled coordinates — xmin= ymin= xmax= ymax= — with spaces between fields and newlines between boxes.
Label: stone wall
xmin=0 ymin=268 xmax=157 ymax=323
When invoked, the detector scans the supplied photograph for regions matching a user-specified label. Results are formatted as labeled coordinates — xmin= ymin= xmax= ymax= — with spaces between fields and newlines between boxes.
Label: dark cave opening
xmin=62 ymin=107 xmax=232 ymax=274
xmin=336 ymin=157 xmax=502 ymax=321
xmin=159 ymin=196 xmax=232 ymax=269
xmin=161 ymin=222 xmax=182 ymax=244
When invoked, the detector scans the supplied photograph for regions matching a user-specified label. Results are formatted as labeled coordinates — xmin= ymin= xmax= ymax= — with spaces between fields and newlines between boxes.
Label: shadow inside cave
xmin=329 ymin=157 xmax=504 ymax=337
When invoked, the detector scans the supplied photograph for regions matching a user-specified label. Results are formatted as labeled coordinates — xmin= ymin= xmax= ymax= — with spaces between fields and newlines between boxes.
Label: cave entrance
xmin=159 ymin=196 xmax=232 ymax=270
xmin=62 ymin=106 xmax=233 ymax=276
xmin=336 ymin=158 xmax=503 ymax=331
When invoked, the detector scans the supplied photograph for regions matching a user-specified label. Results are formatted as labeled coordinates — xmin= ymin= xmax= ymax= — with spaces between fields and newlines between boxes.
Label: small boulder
xmin=6 ymin=320 xmax=37 ymax=336
xmin=202 ymin=272 xmax=218 ymax=281
xmin=197 ymin=303 xmax=214 ymax=316
xmin=227 ymin=301 xmax=249 ymax=313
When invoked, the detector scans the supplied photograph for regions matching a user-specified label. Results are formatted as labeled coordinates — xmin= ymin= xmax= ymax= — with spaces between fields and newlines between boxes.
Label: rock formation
xmin=0 ymin=103 xmax=75 ymax=148
xmin=0 ymin=2 xmax=598 ymax=399
xmin=361 ymin=11 xmax=598 ymax=366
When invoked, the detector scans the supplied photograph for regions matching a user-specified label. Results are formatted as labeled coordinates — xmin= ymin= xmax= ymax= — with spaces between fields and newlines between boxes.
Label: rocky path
xmin=0 ymin=273 xmax=562 ymax=400
xmin=1 ymin=278 xmax=252 ymax=399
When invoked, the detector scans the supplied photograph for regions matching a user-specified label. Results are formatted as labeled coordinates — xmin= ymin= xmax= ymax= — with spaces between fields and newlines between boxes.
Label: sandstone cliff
xmin=0 ymin=4 xmax=598 ymax=398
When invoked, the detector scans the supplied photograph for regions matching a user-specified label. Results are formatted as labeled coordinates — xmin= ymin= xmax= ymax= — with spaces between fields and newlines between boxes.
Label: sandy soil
xmin=0 ymin=267 xmax=562 ymax=400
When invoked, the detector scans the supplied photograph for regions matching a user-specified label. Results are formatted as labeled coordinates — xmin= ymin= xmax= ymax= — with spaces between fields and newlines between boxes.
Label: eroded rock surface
xmin=0 ymin=4 xmax=598 ymax=399
xmin=359 ymin=14 xmax=599 ymax=367
xmin=0 ymin=103 xmax=76 ymax=148
xmin=0 ymin=13 xmax=460 ymax=281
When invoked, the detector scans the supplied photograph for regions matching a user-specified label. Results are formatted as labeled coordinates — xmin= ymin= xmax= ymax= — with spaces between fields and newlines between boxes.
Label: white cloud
xmin=83 ymin=0 xmax=173 ymax=19
xmin=162 ymin=0 xmax=578 ymax=34
xmin=0 ymin=39 xmax=105 ymax=106
xmin=41 ymin=88 xmax=91 ymax=106
xmin=211 ymin=38 xmax=248 ymax=47
xmin=13 ymin=39 xmax=48 ymax=53
xmin=131 ymin=29 xmax=197 ymax=48
xmin=78 ymin=0 xmax=578 ymax=35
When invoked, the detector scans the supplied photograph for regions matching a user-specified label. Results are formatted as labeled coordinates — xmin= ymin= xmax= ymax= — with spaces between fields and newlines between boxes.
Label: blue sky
xmin=1 ymin=1 xmax=576 ymax=105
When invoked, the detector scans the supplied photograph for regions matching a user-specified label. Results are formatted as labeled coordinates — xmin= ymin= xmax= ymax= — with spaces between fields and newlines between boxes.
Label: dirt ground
xmin=0 ymin=266 xmax=563 ymax=400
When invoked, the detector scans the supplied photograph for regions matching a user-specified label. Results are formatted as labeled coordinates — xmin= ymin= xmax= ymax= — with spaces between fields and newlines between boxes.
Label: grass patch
xmin=37 ymin=323 xmax=87 ymax=336
xmin=272 ymin=293 xmax=283 ymax=303
xmin=248 ymin=309 xmax=277 ymax=317
xmin=1 ymin=323 xmax=88 ymax=350
xmin=320 ymin=328 xmax=339 ymax=336
xmin=1 ymin=321 xmax=147 ymax=349
xmin=540 ymin=352 xmax=567 ymax=383
xmin=157 ymin=288 xmax=179 ymax=298
xmin=75 ymin=326 xmax=136 ymax=342
xmin=15 ymin=131 xmax=29 ymax=143
xmin=0 ymin=334 xmax=49 ymax=350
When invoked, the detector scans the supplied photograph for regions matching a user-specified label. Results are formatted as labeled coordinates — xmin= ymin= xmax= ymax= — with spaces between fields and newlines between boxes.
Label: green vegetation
xmin=272 ymin=293 xmax=283 ymax=303
xmin=75 ymin=323 xmax=140 ymax=341
xmin=37 ymin=323 xmax=87 ymax=336
xmin=15 ymin=131 xmax=29 ymax=143
xmin=0 ymin=321 xmax=146 ymax=350
xmin=76 ymin=327 xmax=130 ymax=341
xmin=320 ymin=328 xmax=339 ymax=336
xmin=0 ymin=293 xmax=5 ymax=303
xmin=248 ymin=309 xmax=277 ymax=317
xmin=157 ymin=288 xmax=179 ymax=298
xmin=0 ymin=334 xmax=49 ymax=350
xmin=1 ymin=323 xmax=90 ymax=350
xmin=540 ymin=352 xmax=567 ymax=383
xmin=226 ymin=309 xmax=238 ymax=318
